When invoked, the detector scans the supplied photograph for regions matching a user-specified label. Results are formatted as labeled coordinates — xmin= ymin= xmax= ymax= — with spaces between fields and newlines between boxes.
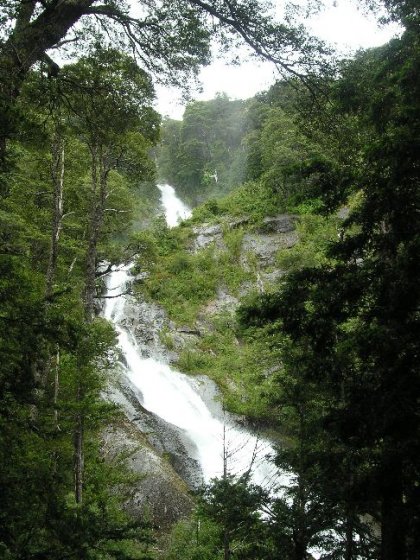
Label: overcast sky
xmin=155 ymin=0 xmax=400 ymax=119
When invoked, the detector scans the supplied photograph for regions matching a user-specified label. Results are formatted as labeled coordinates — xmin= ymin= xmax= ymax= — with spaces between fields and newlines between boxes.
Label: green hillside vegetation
xmin=157 ymin=94 xmax=249 ymax=205
xmin=140 ymin=20 xmax=420 ymax=559
xmin=0 ymin=1 xmax=419 ymax=559
xmin=134 ymin=79 xmax=346 ymax=420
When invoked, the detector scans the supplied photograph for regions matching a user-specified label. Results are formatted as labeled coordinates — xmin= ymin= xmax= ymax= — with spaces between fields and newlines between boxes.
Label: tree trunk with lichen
xmin=74 ymin=142 xmax=109 ymax=506
xmin=46 ymin=126 xmax=65 ymax=298
xmin=74 ymin=384 xmax=84 ymax=505
xmin=84 ymin=144 xmax=109 ymax=321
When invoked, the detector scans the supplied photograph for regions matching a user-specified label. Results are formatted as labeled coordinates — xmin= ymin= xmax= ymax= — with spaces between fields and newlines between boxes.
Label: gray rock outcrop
xmin=103 ymin=212 xmax=299 ymax=531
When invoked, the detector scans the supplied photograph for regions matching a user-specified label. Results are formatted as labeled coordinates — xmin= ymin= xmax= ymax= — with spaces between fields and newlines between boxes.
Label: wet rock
xmin=259 ymin=268 xmax=286 ymax=285
xmin=105 ymin=377 xmax=202 ymax=490
xmin=256 ymin=214 xmax=297 ymax=234
xmin=118 ymin=292 xmax=170 ymax=358
xmin=193 ymin=223 xmax=223 ymax=237
xmin=242 ymin=230 xmax=298 ymax=267
xmin=192 ymin=223 xmax=224 ymax=251
xmin=170 ymin=324 xmax=203 ymax=352
xmin=202 ymin=286 xmax=239 ymax=317
xmin=229 ymin=216 xmax=250 ymax=228
xmin=102 ymin=421 xmax=194 ymax=531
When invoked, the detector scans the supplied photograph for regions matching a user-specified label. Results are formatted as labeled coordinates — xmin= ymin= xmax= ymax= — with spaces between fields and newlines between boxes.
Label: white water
xmin=157 ymin=183 xmax=191 ymax=226
xmin=103 ymin=184 xmax=282 ymax=489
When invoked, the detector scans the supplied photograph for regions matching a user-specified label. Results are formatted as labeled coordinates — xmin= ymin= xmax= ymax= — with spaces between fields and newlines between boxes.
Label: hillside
xmin=132 ymin=32 xmax=420 ymax=556
xmin=0 ymin=3 xmax=418 ymax=558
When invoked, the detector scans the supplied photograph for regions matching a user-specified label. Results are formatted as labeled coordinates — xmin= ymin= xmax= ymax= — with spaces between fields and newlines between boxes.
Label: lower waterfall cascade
xmin=102 ymin=183 xmax=282 ymax=490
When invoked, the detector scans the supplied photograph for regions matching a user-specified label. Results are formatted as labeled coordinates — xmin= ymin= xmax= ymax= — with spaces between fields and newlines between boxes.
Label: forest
xmin=0 ymin=1 xmax=419 ymax=559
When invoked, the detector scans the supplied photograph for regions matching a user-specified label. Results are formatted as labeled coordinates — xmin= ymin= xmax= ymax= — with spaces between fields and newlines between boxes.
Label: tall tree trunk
xmin=343 ymin=465 xmax=356 ymax=560
xmin=46 ymin=127 xmax=65 ymax=298
xmin=344 ymin=510 xmax=355 ymax=560
xmin=30 ymin=127 xmax=65 ymax=424
xmin=223 ymin=529 xmax=231 ymax=560
xmin=84 ymin=144 xmax=108 ymax=320
xmin=53 ymin=345 xmax=60 ymax=431
xmin=74 ymin=384 xmax=84 ymax=505
xmin=293 ymin=408 xmax=308 ymax=560
xmin=74 ymin=143 xmax=109 ymax=505
xmin=381 ymin=456 xmax=406 ymax=560
xmin=45 ymin=127 xmax=65 ymax=431
xmin=84 ymin=147 xmax=99 ymax=321
xmin=293 ymin=477 xmax=308 ymax=560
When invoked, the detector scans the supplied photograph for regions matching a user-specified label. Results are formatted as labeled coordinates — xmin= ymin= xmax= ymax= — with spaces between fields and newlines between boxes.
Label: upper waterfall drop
xmin=157 ymin=183 xmax=191 ymax=227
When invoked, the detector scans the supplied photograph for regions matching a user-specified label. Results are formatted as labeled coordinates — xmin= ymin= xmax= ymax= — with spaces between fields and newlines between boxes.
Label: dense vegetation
xmin=157 ymin=95 xmax=249 ymax=204
xmin=137 ymin=8 xmax=420 ymax=560
xmin=0 ymin=47 xmax=160 ymax=557
xmin=0 ymin=1 xmax=419 ymax=559
xmin=156 ymin=81 xmax=328 ymax=210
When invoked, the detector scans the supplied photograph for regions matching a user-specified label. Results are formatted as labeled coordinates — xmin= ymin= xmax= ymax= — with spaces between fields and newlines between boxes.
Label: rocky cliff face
xmin=102 ymin=288 xmax=200 ymax=529
xmin=103 ymin=383 xmax=196 ymax=529
xmin=104 ymin=213 xmax=298 ymax=531
xmin=186 ymin=214 xmax=298 ymax=332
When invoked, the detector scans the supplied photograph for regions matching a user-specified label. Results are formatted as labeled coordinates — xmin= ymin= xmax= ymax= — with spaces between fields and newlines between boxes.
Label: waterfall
xmin=156 ymin=183 xmax=191 ymax=227
xmin=103 ymin=184 xmax=282 ymax=490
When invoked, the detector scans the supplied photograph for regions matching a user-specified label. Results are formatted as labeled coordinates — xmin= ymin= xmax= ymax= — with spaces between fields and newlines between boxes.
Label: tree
xmin=45 ymin=48 xmax=159 ymax=505
xmin=0 ymin=0 xmax=330 ymax=161
xmin=199 ymin=474 xmax=270 ymax=560
xmin=158 ymin=95 xmax=248 ymax=203
xmin=0 ymin=45 xmax=161 ymax=559
xmin=238 ymin=20 xmax=420 ymax=558
xmin=57 ymin=48 xmax=159 ymax=319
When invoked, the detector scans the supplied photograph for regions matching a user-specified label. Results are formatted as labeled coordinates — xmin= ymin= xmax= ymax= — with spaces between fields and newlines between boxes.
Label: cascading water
xmin=157 ymin=183 xmax=191 ymax=227
xmin=103 ymin=183 xmax=281 ymax=490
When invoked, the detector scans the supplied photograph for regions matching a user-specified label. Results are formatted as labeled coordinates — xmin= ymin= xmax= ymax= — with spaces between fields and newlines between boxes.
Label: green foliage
xmin=236 ymin=26 xmax=420 ymax=559
xmin=143 ymin=245 xmax=219 ymax=325
xmin=189 ymin=179 xmax=285 ymax=225
xmin=276 ymin=213 xmax=339 ymax=271
xmin=162 ymin=517 xmax=222 ymax=560
xmin=0 ymin=4 xmax=418 ymax=559
xmin=60 ymin=48 xmax=158 ymax=143
xmin=136 ymin=215 xmax=253 ymax=325
xmin=162 ymin=474 xmax=271 ymax=560
xmin=176 ymin=312 xmax=277 ymax=420
xmin=200 ymin=475 xmax=269 ymax=557
xmin=157 ymin=95 xmax=249 ymax=205
xmin=222 ymin=226 xmax=244 ymax=260
xmin=158 ymin=79 xmax=356 ymax=219
xmin=0 ymin=47 xmax=161 ymax=560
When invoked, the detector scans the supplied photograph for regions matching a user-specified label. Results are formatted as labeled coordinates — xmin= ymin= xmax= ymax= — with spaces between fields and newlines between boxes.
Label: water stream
xmin=103 ymin=183 xmax=281 ymax=489
xmin=156 ymin=183 xmax=191 ymax=227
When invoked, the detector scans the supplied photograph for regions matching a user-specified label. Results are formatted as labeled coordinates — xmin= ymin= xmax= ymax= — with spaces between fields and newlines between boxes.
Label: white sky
xmin=155 ymin=0 xmax=401 ymax=119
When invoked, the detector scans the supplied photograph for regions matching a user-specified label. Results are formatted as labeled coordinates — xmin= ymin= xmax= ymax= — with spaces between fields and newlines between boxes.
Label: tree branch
xmin=188 ymin=0 xmax=325 ymax=95
xmin=84 ymin=4 xmax=149 ymax=29
xmin=95 ymin=290 xmax=131 ymax=299
xmin=14 ymin=0 xmax=38 ymax=35
xmin=44 ymin=286 xmax=72 ymax=302
xmin=42 ymin=52 xmax=60 ymax=77
xmin=95 ymin=263 xmax=113 ymax=278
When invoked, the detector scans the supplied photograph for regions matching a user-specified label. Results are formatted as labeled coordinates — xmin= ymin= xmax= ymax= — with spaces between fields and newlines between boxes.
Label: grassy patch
xmin=276 ymin=213 xmax=339 ymax=271
xmin=189 ymin=179 xmax=286 ymax=225
xmin=142 ymin=245 xmax=219 ymax=325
